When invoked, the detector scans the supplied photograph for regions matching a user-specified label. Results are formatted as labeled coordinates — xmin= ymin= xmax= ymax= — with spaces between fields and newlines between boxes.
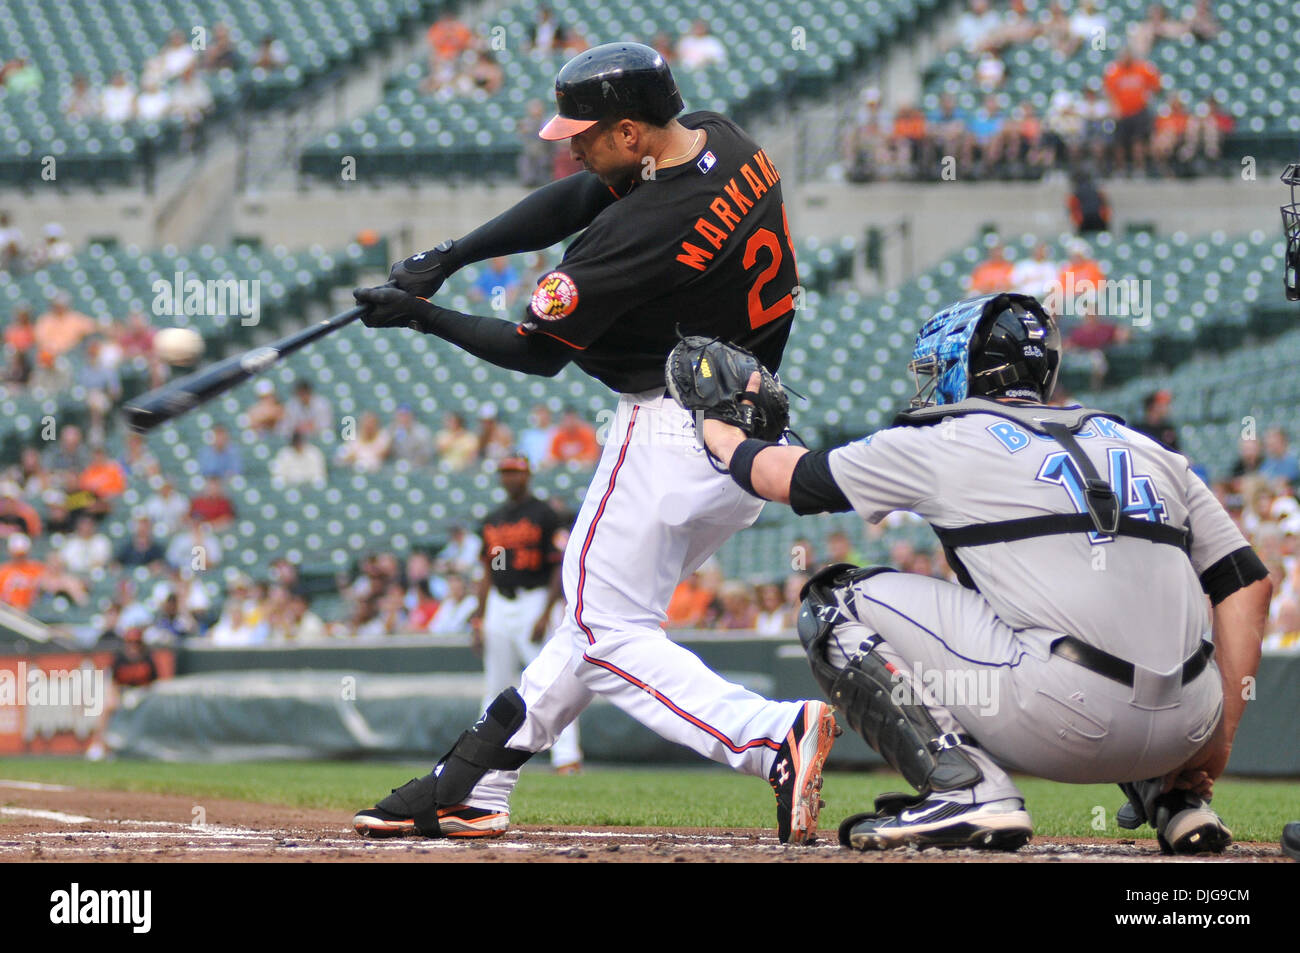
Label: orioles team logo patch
xmin=530 ymin=271 xmax=579 ymax=319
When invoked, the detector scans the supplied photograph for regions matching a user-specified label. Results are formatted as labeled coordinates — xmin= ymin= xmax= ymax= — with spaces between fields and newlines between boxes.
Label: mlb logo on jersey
xmin=697 ymin=150 xmax=717 ymax=174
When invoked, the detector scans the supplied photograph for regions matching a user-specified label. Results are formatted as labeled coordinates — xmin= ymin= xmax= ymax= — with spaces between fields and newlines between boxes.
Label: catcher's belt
xmin=1050 ymin=636 xmax=1213 ymax=688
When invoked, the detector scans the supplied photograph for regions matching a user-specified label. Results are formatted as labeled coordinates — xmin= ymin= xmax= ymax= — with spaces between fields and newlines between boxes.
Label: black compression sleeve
xmin=413 ymin=302 xmax=572 ymax=377
xmin=788 ymin=450 xmax=853 ymax=515
xmin=441 ymin=173 xmax=618 ymax=272
xmin=1199 ymin=545 xmax=1269 ymax=606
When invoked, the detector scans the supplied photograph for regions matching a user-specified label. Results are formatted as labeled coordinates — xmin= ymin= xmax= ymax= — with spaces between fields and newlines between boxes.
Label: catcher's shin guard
xmin=376 ymin=688 xmax=534 ymax=836
xmin=797 ymin=564 xmax=983 ymax=795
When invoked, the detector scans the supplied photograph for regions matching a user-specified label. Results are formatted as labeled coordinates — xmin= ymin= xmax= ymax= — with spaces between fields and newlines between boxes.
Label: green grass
xmin=1 ymin=759 xmax=1296 ymax=842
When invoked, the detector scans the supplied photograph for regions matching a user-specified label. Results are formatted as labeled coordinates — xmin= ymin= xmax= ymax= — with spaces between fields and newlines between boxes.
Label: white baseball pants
xmin=481 ymin=585 xmax=581 ymax=768
xmin=467 ymin=388 xmax=806 ymax=812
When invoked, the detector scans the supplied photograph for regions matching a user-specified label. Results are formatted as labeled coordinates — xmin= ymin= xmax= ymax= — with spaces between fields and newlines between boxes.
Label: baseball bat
xmin=122 ymin=303 xmax=367 ymax=433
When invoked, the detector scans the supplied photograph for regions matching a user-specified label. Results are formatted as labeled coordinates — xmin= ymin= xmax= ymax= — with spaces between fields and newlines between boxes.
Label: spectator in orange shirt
xmin=1103 ymin=47 xmax=1162 ymax=174
xmin=1151 ymin=92 xmax=1191 ymax=175
xmin=547 ymin=407 xmax=599 ymax=466
xmin=78 ymin=446 xmax=128 ymax=515
xmin=969 ymin=243 xmax=1014 ymax=294
xmin=0 ymin=534 xmax=44 ymax=611
xmin=1056 ymin=242 xmax=1106 ymax=302
xmin=889 ymin=104 xmax=927 ymax=177
xmin=427 ymin=15 xmax=474 ymax=61
xmin=34 ymin=292 xmax=96 ymax=357
xmin=665 ymin=564 xmax=721 ymax=628
xmin=4 ymin=303 xmax=35 ymax=354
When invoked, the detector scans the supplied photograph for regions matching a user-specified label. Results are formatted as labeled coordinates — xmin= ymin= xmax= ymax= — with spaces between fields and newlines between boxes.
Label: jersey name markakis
xmin=676 ymin=148 xmax=782 ymax=272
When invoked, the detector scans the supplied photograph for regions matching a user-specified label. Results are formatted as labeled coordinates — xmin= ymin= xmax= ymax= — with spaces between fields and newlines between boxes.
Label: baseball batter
xmin=351 ymin=42 xmax=835 ymax=843
xmin=697 ymin=293 xmax=1271 ymax=851
xmin=470 ymin=453 xmax=581 ymax=773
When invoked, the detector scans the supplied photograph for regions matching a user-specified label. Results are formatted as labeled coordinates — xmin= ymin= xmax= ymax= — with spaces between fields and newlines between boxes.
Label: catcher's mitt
xmin=665 ymin=336 xmax=790 ymax=451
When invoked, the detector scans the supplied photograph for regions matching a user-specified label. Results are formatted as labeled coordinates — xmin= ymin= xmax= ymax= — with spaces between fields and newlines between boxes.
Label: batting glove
xmin=388 ymin=240 xmax=454 ymax=299
xmin=353 ymin=285 xmax=435 ymax=330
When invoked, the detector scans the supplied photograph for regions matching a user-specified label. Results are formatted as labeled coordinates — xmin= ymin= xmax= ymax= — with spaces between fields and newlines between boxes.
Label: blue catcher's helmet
xmin=908 ymin=292 xmax=1060 ymax=407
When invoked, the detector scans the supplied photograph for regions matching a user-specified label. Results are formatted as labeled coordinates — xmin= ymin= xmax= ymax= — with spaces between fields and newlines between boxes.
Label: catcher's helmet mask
xmin=1281 ymin=162 xmax=1300 ymax=301
xmin=908 ymin=293 xmax=1061 ymax=408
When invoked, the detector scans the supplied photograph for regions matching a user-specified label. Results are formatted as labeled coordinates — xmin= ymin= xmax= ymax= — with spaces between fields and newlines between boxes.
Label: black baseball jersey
xmin=521 ymin=111 xmax=800 ymax=393
xmin=480 ymin=496 xmax=561 ymax=591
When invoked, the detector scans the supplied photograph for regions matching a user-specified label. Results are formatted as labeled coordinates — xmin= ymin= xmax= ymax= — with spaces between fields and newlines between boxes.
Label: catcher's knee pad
xmin=797 ymin=563 xmax=982 ymax=796
xmin=388 ymin=688 xmax=535 ymax=835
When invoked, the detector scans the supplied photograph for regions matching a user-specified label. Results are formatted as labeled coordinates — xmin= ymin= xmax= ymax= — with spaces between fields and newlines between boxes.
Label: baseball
xmin=154 ymin=327 xmax=204 ymax=366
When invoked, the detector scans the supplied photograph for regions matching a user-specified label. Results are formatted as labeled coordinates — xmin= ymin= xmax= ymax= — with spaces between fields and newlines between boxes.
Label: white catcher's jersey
xmin=828 ymin=410 xmax=1248 ymax=672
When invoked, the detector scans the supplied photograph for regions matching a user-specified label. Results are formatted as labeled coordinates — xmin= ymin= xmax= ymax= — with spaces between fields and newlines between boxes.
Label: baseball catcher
xmin=690 ymin=292 xmax=1272 ymax=852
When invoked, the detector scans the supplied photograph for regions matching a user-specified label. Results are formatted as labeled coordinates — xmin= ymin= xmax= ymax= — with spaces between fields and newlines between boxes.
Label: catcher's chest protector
xmin=891 ymin=399 xmax=1191 ymax=589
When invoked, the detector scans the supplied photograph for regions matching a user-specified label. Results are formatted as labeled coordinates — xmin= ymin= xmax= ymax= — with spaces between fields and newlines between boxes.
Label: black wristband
xmin=728 ymin=438 xmax=775 ymax=498
xmin=431 ymin=238 xmax=461 ymax=273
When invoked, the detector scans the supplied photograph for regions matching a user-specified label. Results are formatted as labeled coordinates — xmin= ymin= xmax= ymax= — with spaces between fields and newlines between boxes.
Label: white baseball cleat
xmin=768 ymin=701 xmax=839 ymax=845
xmin=842 ymin=796 xmax=1033 ymax=851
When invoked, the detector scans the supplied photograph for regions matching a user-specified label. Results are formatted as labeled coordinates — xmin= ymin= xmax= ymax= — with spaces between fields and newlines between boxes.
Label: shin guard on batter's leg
xmin=372 ymin=688 xmax=535 ymax=836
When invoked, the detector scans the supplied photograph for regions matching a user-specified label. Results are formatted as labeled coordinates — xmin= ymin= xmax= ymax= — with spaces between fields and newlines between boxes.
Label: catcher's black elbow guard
xmin=727 ymin=438 xmax=773 ymax=498
xmin=1199 ymin=545 xmax=1268 ymax=605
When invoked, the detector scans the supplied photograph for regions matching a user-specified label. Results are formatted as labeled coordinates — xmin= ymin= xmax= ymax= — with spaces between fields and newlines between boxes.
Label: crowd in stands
xmin=966 ymin=236 xmax=1130 ymax=387
xmin=24 ymin=23 xmax=290 ymax=145
xmin=1 ymin=280 xmax=169 ymax=404
xmin=49 ymin=26 xmax=263 ymax=137
xmin=0 ymin=215 xmax=75 ymax=273
xmin=843 ymin=0 xmax=1230 ymax=183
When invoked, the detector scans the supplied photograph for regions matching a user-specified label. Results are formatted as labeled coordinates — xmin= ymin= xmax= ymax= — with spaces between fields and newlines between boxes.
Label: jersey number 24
xmin=1036 ymin=447 xmax=1169 ymax=544
xmin=742 ymin=204 xmax=798 ymax=329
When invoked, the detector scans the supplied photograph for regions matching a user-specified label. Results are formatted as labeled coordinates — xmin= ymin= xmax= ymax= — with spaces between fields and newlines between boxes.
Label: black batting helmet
xmin=539 ymin=41 xmax=684 ymax=141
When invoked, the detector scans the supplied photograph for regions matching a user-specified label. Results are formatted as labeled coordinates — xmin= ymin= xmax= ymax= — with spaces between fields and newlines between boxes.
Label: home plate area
xmin=0 ymin=783 xmax=1283 ymax=863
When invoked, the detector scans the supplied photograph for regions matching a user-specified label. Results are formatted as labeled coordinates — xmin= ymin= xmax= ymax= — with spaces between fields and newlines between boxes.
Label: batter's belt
xmin=1050 ymin=635 xmax=1213 ymax=688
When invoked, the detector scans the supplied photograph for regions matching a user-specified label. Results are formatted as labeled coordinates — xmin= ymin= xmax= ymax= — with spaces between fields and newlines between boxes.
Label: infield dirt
xmin=0 ymin=783 xmax=1286 ymax=862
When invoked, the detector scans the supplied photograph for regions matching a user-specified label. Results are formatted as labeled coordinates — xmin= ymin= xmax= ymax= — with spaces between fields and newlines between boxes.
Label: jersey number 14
xmin=1036 ymin=447 xmax=1169 ymax=544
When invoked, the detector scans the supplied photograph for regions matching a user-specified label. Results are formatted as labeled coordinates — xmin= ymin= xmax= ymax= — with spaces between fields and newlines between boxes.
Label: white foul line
xmin=0 ymin=779 xmax=75 ymax=792
xmin=1 ymin=807 xmax=94 ymax=823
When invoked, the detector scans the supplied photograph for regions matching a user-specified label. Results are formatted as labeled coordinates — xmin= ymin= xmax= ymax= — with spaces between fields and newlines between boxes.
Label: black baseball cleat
xmin=353 ymin=776 xmax=510 ymax=839
xmin=1157 ymin=797 xmax=1232 ymax=855
xmin=768 ymin=701 xmax=838 ymax=845
xmin=841 ymin=796 xmax=1033 ymax=851
xmin=1117 ymin=785 xmax=1231 ymax=855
